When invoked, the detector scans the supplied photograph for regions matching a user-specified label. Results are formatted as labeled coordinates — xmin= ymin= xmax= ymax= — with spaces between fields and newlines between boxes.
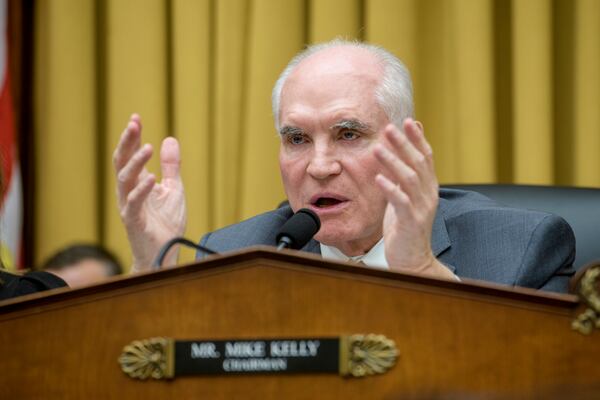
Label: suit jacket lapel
xmin=431 ymin=206 xmax=451 ymax=257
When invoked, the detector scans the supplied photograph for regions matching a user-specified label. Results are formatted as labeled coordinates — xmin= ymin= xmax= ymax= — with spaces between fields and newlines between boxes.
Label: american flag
xmin=0 ymin=0 xmax=22 ymax=270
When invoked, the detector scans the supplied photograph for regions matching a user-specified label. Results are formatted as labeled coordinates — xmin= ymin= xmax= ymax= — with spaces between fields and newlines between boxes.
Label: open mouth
xmin=312 ymin=197 xmax=346 ymax=208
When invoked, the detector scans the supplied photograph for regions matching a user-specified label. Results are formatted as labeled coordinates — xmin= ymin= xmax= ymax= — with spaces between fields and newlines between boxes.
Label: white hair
xmin=271 ymin=39 xmax=414 ymax=131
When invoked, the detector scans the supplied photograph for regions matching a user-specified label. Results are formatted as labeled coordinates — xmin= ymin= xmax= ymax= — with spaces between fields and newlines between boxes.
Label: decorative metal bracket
xmin=118 ymin=337 xmax=174 ymax=379
xmin=572 ymin=265 xmax=600 ymax=335
xmin=339 ymin=334 xmax=398 ymax=377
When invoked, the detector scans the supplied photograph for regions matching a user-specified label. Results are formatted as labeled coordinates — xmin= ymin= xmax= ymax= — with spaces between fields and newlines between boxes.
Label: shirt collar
xmin=320 ymin=238 xmax=388 ymax=269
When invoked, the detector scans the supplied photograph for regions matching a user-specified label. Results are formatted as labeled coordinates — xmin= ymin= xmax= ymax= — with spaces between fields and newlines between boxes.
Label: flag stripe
xmin=0 ymin=0 xmax=23 ymax=269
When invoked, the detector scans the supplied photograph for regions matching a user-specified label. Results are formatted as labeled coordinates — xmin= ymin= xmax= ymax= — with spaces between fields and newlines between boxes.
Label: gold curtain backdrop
xmin=33 ymin=0 xmax=600 ymax=269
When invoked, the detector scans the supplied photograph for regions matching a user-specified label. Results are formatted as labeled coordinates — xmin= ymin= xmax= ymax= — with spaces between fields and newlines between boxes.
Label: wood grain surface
xmin=1 ymin=247 xmax=598 ymax=399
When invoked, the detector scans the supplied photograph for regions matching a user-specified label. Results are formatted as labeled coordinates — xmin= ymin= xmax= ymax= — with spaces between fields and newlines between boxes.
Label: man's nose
xmin=306 ymin=146 xmax=342 ymax=179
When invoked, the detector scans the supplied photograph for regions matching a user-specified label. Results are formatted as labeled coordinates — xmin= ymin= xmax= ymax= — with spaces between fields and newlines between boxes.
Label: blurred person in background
xmin=40 ymin=244 xmax=123 ymax=288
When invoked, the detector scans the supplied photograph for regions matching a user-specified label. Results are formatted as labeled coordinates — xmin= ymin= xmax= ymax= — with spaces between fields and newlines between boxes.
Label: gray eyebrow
xmin=279 ymin=126 xmax=304 ymax=137
xmin=330 ymin=119 xmax=371 ymax=132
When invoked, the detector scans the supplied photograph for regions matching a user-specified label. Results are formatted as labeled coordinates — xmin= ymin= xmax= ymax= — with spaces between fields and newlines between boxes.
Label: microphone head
xmin=276 ymin=208 xmax=321 ymax=250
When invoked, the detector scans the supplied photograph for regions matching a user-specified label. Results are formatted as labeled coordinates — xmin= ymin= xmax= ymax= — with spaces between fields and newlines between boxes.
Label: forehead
xmin=289 ymin=46 xmax=383 ymax=80
xmin=279 ymin=47 xmax=385 ymax=126
xmin=73 ymin=259 xmax=110 ymax=276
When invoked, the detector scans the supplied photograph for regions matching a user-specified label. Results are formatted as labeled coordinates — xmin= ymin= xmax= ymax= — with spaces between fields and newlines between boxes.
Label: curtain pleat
xmin=32 ymin=0 xmax=600 ymax=269
xmin=239 ymin=0 xmax=305 ymax=220
xmin=103 ymin=0 xmax=169 ymax=267
xmin=450 ymin=0 xmax=495 ymax=182
xmin=34 ymin=0 xmax=98 ymax=265
xmin=309 ymin=0 xmax=362 ymax=43
xmin=573 ymin=0 xmax=600 ymax=186
xmin=171 ymin=0 xmax=212 ymax=264
xmin=211 ymin=0 xmax=249 ymax=229
xmin=512 ymin=0 xmax=553 ymax=183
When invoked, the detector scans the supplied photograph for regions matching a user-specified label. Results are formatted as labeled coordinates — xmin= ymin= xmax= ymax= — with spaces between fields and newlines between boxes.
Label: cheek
xmin=350 ymin=157 xmax=387 ymax=205
xmin=279 ymin=158 xmax=298 ymax=185
xmin=279 ymin=157 xmax=303 ymax=205
xmin=347 ymin=153 xmax=380 ymax=184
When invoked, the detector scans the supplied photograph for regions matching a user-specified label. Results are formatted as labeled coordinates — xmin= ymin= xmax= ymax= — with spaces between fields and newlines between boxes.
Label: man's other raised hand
xmin=374 ymin=118 xmax=455 ymax=280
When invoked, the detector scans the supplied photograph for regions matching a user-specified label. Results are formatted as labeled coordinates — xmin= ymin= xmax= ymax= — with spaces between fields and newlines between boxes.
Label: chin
xmin=314 ymin=219 xmax=383 ymax=252
xmin=314 ymin=227 xmax=354 ymax=247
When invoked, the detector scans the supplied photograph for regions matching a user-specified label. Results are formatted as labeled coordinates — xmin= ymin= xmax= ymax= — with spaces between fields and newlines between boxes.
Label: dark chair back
xmin=443 ymin=184 xmax=600 ymax=269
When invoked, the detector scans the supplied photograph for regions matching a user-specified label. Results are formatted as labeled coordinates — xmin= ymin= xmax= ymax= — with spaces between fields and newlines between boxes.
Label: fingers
xmin=403 ymin=119 xmax=433 ymax=163
xmin=374 ymin=118 xmax=438 ymax=215
xmin=377 ymin=119 xmax=437 ymax=189
xmin=382 ymin=119 xmax=435 ymax=179
xmin=160 ymin=137 xmax=181 ymax=183
xmin=374 ymin=144 xmax=424 ymax=204
xmin=113 ymin=114 xmax=142 ymax=172
xmin=121 ymin=174 xmax=156 ymax=222
xmin=116 ymin=144 xmax=153 ymax=209
xmin=375 ymin=173 xmax=412 ymax=219
xmin=114 ymin=114 xmax=153 ymax=209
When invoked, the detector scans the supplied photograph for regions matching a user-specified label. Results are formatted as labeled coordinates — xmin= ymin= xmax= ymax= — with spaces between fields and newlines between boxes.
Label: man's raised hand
xmin=374 ymin=118 xmax=454 ymax=279
xmin=113 ymin=114 xmax=187 ymax=271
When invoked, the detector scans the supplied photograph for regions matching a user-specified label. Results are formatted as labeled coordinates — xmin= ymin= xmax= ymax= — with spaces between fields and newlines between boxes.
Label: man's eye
xmin=288 ymin=134 xmax=306 ymax=145
xmin=340 ymin=130 xmax=359 ymax=141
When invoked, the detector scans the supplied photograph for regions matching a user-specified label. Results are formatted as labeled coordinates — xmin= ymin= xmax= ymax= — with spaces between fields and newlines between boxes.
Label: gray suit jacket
xmin=200 ymin=189 xmax=576 ymax=293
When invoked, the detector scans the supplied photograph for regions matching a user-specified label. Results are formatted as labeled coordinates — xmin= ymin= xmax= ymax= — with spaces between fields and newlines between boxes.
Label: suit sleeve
xmin=0 ymin=271 xmax=67 ymax=301
xmin=515 ymin=214 xmax=576 ymax=292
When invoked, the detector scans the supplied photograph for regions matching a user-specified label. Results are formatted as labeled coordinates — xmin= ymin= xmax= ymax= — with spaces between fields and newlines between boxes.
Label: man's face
xmin=278 ymin=48 xmax=390 ymax=256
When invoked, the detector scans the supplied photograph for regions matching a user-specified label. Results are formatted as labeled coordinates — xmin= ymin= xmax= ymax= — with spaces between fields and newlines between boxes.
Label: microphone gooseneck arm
xmin=276 ymin=237 xmax=293 ymax=250
xmin=152 ymin=237 xmax=217 ymax=270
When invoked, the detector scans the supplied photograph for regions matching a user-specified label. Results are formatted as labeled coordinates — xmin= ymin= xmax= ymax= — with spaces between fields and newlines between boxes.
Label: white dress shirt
xmin=320 ymin=239 xmax=388 ymax=269
xmin=320 ymin=239 xmax=459 ymax=280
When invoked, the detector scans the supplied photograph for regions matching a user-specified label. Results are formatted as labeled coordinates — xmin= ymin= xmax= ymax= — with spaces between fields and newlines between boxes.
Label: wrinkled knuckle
xmin=414 ymin=153 xmax=426 ymax=166
xmin=399 ymin=193 xmax=411 ymax=205
xmin=424 ymin=146 xmax=434 ymax=158
xmin=133 ymin=149 xmax=144 ymax=163
xmin=126 ymin=190 xmax=138 ymax=204
xmin=117 ymin=170 xmax=129 ymax=186
xmin=404 ymin=170 xmax=418 ymax=185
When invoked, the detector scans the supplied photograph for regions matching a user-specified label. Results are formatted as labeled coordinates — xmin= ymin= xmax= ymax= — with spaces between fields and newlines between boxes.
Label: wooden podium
xmin=1 ymin=246 xmax=599 ymax=399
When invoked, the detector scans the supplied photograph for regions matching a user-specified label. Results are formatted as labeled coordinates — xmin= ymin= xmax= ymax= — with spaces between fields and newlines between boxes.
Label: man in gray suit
xmin=113 ymin=40 xmax=575 ymax=292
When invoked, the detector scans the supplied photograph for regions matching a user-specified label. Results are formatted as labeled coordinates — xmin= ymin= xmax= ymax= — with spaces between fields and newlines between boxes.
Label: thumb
xmin=160 ymin=137 xmax=181 ymax=181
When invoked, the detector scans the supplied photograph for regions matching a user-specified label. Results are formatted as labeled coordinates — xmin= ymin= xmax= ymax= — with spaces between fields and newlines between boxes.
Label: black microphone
xmin=276 ymin=208 xmax=321 ymax=250
xmin=152 ymin=237 xmax=218 ymax=269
